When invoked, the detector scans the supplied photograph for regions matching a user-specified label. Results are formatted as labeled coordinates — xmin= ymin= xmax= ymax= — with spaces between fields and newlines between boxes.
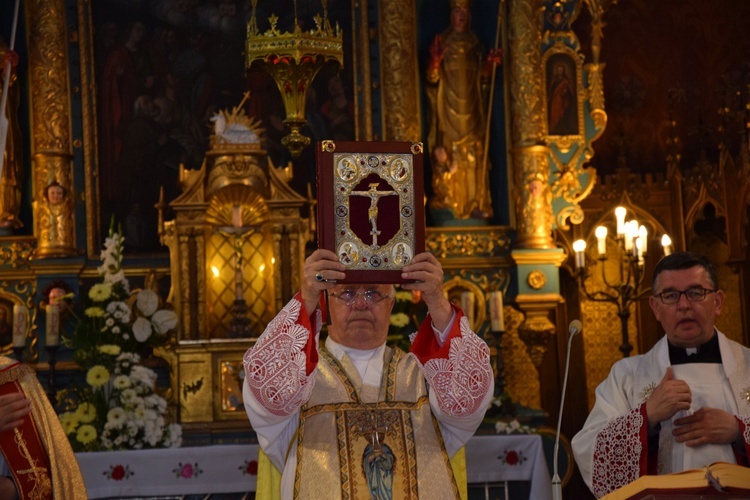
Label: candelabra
xmin=573 ymin=207 xmax=672 ymax=357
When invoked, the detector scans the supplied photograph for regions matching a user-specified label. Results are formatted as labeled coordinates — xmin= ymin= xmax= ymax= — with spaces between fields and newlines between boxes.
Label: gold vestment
xmin=294 ymin=345 xmax=460 ymax=499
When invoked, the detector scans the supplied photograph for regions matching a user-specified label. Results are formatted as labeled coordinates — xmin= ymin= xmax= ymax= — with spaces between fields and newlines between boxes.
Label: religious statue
xmin=0 ymin=37 xmax=23 ymax=233
xmin=425 ymin=0 xmax=500 ymax=221
xmin=41 ymin=181 xmax=70 ymax=244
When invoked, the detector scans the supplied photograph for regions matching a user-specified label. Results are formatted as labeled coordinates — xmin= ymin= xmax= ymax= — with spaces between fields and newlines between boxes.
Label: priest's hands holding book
xmin=645 ymin=366 xmax=740 ymax=446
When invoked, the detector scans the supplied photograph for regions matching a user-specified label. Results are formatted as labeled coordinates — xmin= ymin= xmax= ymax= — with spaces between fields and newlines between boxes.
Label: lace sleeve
xmin=243 ymin=296 xmax=318 ymax=416
xmin=420 ymin=316 xmax=493 ymax=417
xmin=591 ymin=405 xmax=645 ymax=498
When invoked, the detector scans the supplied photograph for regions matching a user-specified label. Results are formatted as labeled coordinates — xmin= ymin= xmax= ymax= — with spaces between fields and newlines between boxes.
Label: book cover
xmin=601 ymin=462 xmax=750 ymax=500
xmin=316 ymin=140 xmax=425 ymax=284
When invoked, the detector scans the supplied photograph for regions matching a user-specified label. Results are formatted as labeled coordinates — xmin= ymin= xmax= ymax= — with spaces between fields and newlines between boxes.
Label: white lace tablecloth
xmin=76 ymin=434 xmax=551 ymax=499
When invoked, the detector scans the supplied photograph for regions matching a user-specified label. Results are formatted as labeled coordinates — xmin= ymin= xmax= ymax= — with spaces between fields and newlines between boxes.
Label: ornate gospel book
xmin=316 ymin=141 xmax=425 ymax=284
xmin=601 ymin=462 xmax=750 ymax=500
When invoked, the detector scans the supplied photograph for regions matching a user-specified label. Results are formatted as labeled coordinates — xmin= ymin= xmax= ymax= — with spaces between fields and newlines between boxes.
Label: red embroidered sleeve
xmin=243 ymin=293 xmax=319 ymax=416
xmin=411 ymin=311 xmax=492 ymax=417
xmin=591 ymin=404 xmax=647 ymax=498
xmin=736 ymin=415 xmax=750 ymax=465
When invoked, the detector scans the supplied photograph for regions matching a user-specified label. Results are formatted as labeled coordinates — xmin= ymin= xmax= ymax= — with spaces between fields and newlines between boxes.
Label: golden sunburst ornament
xmin=639 ymin=382 xmax=656 ymax=403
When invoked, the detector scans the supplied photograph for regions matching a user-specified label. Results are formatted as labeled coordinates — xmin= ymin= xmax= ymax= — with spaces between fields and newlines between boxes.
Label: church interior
xmin=1 ymin=0 xmax=750 ymax=498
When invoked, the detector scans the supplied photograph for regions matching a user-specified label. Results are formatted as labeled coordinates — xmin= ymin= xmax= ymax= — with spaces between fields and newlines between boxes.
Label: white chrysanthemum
xmin=132 ymin=317 xmax=153 ymax=342
xmin=113 ymin=375 xmax=131 ymax=389
xmin=107 ymin=407 xmax=127 ymax=428
xmin=136 ymin=289 xmax=160 ymax=317
xmin=130 ymin=365 xmax=157 ymax=390
xmin=106 ymin=301 xmax=131 ymax=323
xmin=120 ymin=389 xmax=138 ymax=405
xmin=151 ymin=309 xmax=178 ymax=334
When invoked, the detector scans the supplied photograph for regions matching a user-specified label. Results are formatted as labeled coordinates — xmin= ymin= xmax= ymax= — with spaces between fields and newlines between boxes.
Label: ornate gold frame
xmin=542 ymin=41 xmax=586 ymax=153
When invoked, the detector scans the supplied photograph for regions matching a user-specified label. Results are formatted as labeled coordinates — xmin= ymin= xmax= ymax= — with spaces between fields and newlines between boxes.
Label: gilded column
xmin=379 ymin=0 xmax=421 ymax=142
xmin=26 ymin=0 xmax=76 ymax=258
xmin=507 ymin=0 xmax=564 ymax=410
xmin=508 ymin=0 xmax=553 ymax=250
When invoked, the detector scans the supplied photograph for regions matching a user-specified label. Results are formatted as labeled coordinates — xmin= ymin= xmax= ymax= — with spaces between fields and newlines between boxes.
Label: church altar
xmin=75 ymin=434 xmax=552 ymax=499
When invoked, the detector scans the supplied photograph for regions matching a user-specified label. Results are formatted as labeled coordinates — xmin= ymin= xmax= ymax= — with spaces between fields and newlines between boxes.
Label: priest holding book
xmin=572 ymin=252 xmax=750 ymax=498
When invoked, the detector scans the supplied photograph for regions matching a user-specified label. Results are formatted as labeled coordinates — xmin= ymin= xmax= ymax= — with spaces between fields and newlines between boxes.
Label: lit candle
xmin=12 ymin=304 xmax=27 ymax=348
xmin=634 ymin=237 xmax=644 ymax=266
xmin=595 ymin=226 xmax=608 ymax=256
xmin=231 ymin=205 xmax=242 ymax=228
xmin=661 ymin=234 xmax=672 ymax=256
xmin=624 ymin=220 xmax=638 ymax=251
xmin=615 ymin=206 xmax=627 ymax=237
xmin=638 ymin=225 xmax=648 ymax=255
xmin=460 ymin=291 xmax=475 ymax=326
xmin=573 ymin=239 xmax=586 ymax=269
xmin=489 ymin=291 xmax=505 ymax=332
xmin=46 ymin=304 xmax=60 ymax=347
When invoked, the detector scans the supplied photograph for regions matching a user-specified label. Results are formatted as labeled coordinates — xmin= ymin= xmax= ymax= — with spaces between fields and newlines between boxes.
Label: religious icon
xmin=545 ymin=53 xmax=578 ymax=136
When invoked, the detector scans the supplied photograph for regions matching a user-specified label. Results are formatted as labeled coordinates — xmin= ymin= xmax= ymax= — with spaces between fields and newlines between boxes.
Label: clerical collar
xmin=668 ymin=332 xmax=721 ymax=365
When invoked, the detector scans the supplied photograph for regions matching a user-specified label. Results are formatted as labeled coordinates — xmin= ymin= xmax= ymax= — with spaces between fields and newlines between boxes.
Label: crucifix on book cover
xmin=316 ymin=141 xmax=426 ymax=284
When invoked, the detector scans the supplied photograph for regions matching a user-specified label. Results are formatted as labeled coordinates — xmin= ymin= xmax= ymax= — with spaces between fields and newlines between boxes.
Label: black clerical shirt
xmin=667 ymin=331 xmax=722 ymax=365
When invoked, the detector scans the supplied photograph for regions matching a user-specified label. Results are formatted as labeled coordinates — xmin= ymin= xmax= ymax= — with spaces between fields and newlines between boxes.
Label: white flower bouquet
xmin=58 ymin=223 xmax=181 ymax=452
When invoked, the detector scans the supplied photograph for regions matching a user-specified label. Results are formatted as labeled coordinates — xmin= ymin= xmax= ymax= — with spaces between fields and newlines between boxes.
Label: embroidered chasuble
xmin=295 ymin=345 xmax=459 ymax=499
xmin=0 ymin=357 xmax=86 ymax=499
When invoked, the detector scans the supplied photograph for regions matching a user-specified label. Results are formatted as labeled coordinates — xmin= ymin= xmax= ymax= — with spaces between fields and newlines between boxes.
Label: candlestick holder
xmin=573 ymin=207 xmax=672 ymax=358
xmin=575 ymin=253 xmax=650 ymax=358
xmin=46 ymin=345 xmax=59 ymax=407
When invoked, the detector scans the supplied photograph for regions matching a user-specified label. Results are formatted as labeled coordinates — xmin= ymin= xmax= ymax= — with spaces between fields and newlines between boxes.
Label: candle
xmin=573 ymin=239 xmax=586 ymax=269
xmin=46 ymin=304 xmax=60 ymax=347
xmin=231 ymin=205 xmax=242 ymax=228
xmin=638 ymin=225 xmax=648 ymax=255
xmin=661 ymin=234 xmax=672 ymax=256
xmin=12 ymin=304 xmax=27 ymax=348
xmin=595 ymin=226 xmax=607 ymax=256
xmin=460 ymin=291 xmax=475 ymax=326
xmin=615 ymin=206 xmax=626 ymax=236
xmin=634 ymin=237 xmax=644 ymax=266
xmin=489 ymin=291 xmax=505 ymax=332
xmin=624 ymin=220 xmax=638 ymax=251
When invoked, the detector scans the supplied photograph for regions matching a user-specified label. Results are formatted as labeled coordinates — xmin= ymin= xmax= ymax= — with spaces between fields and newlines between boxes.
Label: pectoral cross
xmin=350 ymin=183 xmax=397 ymax=249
